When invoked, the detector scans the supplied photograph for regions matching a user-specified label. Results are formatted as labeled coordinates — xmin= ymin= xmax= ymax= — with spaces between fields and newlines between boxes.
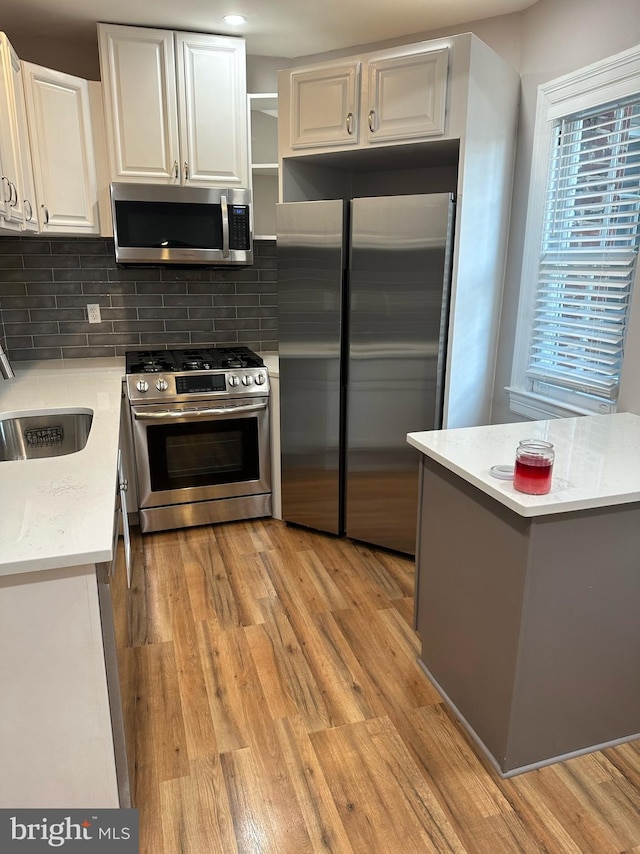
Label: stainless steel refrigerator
xmin=276 ymin=193 xmax=455 ymax=555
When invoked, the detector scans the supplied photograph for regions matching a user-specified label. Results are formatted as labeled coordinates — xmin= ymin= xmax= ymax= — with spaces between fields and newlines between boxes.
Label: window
xmin=509 ymin=46 xmax=640 ymax=420
xmin=529 ymin=98 xmax=640 ymax=403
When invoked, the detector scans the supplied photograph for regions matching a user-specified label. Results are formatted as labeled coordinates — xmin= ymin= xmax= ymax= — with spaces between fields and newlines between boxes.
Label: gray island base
xmin=414 ymin=454 xmax=640 ymax=777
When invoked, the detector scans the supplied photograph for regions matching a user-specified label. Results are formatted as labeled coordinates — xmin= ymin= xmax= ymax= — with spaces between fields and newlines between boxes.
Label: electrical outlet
xmin=87 ymin=303 xmax=101 ymax=324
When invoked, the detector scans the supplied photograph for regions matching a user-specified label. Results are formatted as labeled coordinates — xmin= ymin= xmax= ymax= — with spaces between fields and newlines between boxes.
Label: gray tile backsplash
xmin=0 ymin=236 xmax=278 ymax=361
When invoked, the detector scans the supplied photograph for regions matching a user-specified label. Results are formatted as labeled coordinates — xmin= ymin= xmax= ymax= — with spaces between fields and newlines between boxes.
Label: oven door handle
xmin=132 ymin=400 xmax=268 ymax=420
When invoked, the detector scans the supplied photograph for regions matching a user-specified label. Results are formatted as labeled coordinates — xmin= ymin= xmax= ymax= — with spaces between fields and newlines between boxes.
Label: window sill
xmin=506 ymin=387 xmax=615 ymax=421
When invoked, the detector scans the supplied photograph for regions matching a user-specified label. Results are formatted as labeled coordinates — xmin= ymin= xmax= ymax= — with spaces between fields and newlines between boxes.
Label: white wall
xmin=247 ymin=55 xmax=292 ymax=92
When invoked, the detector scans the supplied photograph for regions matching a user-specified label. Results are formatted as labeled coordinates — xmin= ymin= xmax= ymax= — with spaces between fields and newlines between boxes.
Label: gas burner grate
xmin=125 ymin=350 xmax=177 ymax=374
xmin=213 ymin=347 xmax=265 ymax=369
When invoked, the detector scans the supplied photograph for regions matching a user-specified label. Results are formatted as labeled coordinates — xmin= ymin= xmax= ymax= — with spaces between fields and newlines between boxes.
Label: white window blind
xmin=526 ymin=95 xmax=640 ymax=405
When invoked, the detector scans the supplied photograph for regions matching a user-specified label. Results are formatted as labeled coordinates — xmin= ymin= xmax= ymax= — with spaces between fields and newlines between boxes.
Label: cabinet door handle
xmin=368 ymin=109 xmax=376 ymax=132
xmin=173 ymin=160 xmax=179 ymax=179
xmin=24 ymin=199 xmax=33 ymax=222
xmin=184 ymin=161 xmax=189 ymax=181
xmin=41 ymin=204 xmax=49 ymax=224
xmin=346 ymin=112 xmax=354 ymax=134
xmin=9 ymin=181 xmax=17 ymax=206
xmin=1 ymin=176 xmax=10 ymax=204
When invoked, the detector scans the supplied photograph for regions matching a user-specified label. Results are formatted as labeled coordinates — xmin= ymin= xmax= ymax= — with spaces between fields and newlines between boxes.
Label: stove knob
xmin=228 ymin=375 xmax=240 ymax=387
xmin=156 ymin=377 xmax=169 ymax=391
xmin=136 ymin=379 xmax=149 ymax=393
xmin=242 ymin=374 xmax=254 ymax=386
xmin=255 ymin=372 xmax=266 ymax=385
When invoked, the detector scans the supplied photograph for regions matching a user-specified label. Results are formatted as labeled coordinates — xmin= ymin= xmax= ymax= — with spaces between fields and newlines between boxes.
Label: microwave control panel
xmin=229 ymin=205 xmax=251 ymax=249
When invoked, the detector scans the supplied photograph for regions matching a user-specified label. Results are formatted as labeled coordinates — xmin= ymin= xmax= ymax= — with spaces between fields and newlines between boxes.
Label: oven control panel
xmin=175 ymin=374 xmax=227 ymax=395
xmin=127 ymin=369 xmax=269 ymax=403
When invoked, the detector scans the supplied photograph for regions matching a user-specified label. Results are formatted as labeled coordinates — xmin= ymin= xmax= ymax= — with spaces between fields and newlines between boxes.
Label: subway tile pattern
xmin=0 ymin=236 xmax=278 ymax=361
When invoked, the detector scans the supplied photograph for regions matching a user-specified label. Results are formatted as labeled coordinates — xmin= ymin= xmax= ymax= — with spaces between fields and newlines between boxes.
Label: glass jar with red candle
xmin=513 ymin=439 xmax=555 ymax=495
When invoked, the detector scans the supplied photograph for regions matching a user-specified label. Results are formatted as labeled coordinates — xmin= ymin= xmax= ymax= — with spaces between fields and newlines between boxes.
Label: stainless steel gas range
xmin=125 ymin=346 xmax=271 ymax=533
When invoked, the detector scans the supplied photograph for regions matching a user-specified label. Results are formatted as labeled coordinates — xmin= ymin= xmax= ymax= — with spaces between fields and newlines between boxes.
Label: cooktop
xmin=125 ymin=346 xmax=264 ymax=374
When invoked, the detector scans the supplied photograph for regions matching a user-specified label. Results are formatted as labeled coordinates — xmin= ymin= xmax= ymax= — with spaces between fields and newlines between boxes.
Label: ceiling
xmin=1 ymin=0 xmax=538 ymax=59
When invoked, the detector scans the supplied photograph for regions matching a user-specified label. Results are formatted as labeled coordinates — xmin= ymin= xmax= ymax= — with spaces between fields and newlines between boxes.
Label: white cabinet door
xmin=290 ymin=62 xmax=360 ymax=148
xmin=366 ymin=48 xmax=448 ymax=143
xmin=176 ymin=32 xmax=248 ymax=187
xmin=98 ymin=23 xmax=180 ymax=183
xmin=99 ymin=24 xmax=248 ymax=188
xmin=0 ymin=565 xmax=119 ymax=808
xmin=23 ymin=62 xmax=100 ymax=234
xmin=13 ymin=55 xmax=38 ymax=232
xmin=0 ymin=34 xmax=25 ymax=230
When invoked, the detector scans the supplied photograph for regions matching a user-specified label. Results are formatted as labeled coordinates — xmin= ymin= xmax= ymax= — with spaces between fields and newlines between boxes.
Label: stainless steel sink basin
xmin=0 ymin=410 xmax=93 ymax=461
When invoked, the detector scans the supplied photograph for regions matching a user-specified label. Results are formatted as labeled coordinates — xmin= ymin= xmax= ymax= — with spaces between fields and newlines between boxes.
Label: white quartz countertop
xmin=0 ymin=358 xmax=125 ymax=577
xmin=407 ymin=412 xmax=640 ymax=517
xmin=260 ymin=352 xmax=279 ymax=377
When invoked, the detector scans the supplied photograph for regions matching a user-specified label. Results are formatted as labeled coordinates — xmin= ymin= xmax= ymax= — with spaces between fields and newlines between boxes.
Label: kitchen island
xmin=0 ymin=358 xmax=127 ymax=808
xmin=407 ymin=412 xmax=640 ymax=777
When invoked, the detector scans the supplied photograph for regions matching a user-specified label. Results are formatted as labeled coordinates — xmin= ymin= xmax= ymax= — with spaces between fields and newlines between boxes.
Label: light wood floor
xmin=113 ymin=518 xmax=640 ymax=853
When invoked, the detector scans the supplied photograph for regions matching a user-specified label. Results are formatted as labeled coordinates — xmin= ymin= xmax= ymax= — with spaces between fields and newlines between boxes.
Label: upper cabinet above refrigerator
xmin=288 ymin=46 xmax=448 ymax=151
xmin=98 ymin=23 xmax=249 ymax=188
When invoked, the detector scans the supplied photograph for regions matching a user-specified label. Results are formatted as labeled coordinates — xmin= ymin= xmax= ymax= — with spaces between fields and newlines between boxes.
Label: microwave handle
xmin=221 ymin=194 xmax=230 ymax=258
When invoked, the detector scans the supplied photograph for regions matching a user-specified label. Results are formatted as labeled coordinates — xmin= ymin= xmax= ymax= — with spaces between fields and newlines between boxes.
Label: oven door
xmin=130 ymin=398 xmax=271 ymax=510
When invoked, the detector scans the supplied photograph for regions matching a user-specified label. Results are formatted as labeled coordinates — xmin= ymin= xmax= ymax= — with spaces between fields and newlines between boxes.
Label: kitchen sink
xmin=0 ymin=410 xmax=93 ymax=461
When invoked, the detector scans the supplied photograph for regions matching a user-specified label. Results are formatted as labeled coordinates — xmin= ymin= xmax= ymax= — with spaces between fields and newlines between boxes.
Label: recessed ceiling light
xmin=223 ymin=14 xmax=247 ymax=26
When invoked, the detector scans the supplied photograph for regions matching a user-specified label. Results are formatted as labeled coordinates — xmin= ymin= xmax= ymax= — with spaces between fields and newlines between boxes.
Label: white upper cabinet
xmin=98 ymin=23 xmax=249 ymax=188
xmin=0 ymin=33 xmax=30 ymax=230
xmin=98 ymin=25 xmax=179 ymax=183
xmin=287 ymin=46 xmax=448 ymax=153
xmin=366 ymin=48 xmax=448 ymax=143
xmin=22 ymin=62 xmax=100 ymax=234
xmin=290 ymin=62 xmax=361 ymax=149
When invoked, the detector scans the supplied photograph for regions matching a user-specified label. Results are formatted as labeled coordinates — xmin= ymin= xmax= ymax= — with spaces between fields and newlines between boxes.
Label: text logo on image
xmin=1 ymin=809 xmax=139 ymax=851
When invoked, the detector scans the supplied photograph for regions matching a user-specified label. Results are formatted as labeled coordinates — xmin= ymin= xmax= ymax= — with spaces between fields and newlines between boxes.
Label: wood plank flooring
xmin=112 ymin=518 xmax=640 ymax=853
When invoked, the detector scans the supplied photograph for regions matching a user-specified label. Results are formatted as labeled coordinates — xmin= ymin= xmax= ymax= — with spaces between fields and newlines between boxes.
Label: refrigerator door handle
xmin=433 ymin=195 xmax=457 ymax=429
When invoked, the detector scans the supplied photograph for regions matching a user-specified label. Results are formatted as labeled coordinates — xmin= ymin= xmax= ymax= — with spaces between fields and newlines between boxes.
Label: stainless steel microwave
xmin=110 ymin=183 xmax=253 ymax=266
